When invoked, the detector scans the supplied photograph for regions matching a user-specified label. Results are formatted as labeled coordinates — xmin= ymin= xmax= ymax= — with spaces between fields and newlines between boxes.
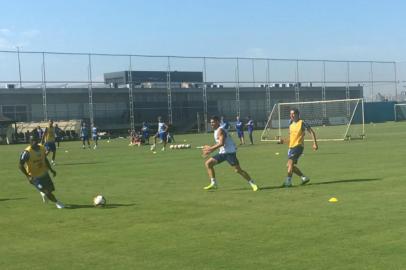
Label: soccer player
xmin=220 ymin=116 xmax=229 ymax=130
xmin=54 ymin=124 xmax=63 ymax=148
xmin=42 ymin=119 xmax=57 ymax=165
xmin=246 ymin=117 xmax=254 ymax=145
xmin=235 ymin=116 xmax=245 ymax=145
xmin=92 ymin=125 xmax=98 ymax=149
xmin=80 ymin=122 xmax=91 ymax=149
xmin=283 ymin=108 xmax=318 ymax=187
xmin=152 ymin=117 xmax=168 ymax=151
xmin=141 ymin=121 xmax=150 ymax=144
xmin=202 ymin=115 xmax=258 ymax=191
xmin=19 ymin=133 xmax=65 ymax=209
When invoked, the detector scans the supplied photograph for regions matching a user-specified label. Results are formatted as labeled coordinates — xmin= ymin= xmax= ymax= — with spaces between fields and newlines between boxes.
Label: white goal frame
xmin=394 ymin=103 xmax=406 ymax=121
xmin=261 ymin=98 xmax=365 ymax=142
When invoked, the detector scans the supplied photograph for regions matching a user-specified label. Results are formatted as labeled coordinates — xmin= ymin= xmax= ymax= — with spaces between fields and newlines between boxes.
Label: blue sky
xmin=0 ymin=0 xmax=405 ymax=61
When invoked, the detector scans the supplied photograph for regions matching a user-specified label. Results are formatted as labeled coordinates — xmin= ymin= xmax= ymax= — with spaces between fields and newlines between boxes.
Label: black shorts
xmin=31 ymin=173 xmax=55 ymax=193
xmin=288 ymin=145 xmax=304 ymax=164
xmin=213 ymin=152 xmax=239 ymax=166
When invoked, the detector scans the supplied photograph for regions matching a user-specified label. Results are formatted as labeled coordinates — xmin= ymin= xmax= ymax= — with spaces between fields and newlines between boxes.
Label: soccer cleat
xmin=250 ymin=183 xmax=259 ymax=191
xmin=203 ymin=182 xmax=217 ymax=190
xmin=282 ymin=180 xmax=293 ymax=188
xmin=301 ymin=176 xmax=310 ymax=185
xmin=55 ymin=202 xmax=65 ymax=209
xmin=40 ymin=192 xmax=49 ymax=203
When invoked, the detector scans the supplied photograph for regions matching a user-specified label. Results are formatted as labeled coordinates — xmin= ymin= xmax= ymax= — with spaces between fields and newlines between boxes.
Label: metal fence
xmin=0 ymin=50 xmax=405 ymax=131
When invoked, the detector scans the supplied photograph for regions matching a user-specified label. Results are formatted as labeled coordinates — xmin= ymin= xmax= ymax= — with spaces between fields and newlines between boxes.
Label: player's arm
xmin=305 ymin=123 xmax=318 ymax=150
xmin=18 ymin=151 xmax=32 ymax=182
xmin=45 ymin=156 xmax=56 ymax=177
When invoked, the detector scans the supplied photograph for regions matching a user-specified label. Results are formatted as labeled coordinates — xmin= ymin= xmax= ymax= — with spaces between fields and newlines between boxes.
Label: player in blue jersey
xmin=92 ymin=125 xmax=98 ymax=149
xmin=246 ymin=117 xmax=254 ymax=145
xmin=220 ymin=116 xmax=229 ymax=130
xmin=152 ymin=117 xmax=168 ymax=151
xmin=235 ymin=116 xmax=245 ymax=145
xmin=80 ymin=123 xmax=91 ymax=149
xmin=141 ymin=122 xmax=150 ymax=144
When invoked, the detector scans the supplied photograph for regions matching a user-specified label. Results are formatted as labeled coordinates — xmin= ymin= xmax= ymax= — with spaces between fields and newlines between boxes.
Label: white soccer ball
xmin=93 ymin=195 xmax=106 ymax=207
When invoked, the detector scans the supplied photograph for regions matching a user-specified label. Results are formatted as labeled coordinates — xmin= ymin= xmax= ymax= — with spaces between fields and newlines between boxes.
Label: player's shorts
xmin=92 ymin=135 xmax=98 ymax=141
xmin=213 ymin=152 xmax=239 ymax=166
xmin=237 ymin=131 xmax=244 ymax=138
xmin=142 ymin=132 xmax=149 ymax=139
xmin=82 ymin=136 xmax=89 ymax=142
xmin=159 ymin=132 xmax=168 ymax=141
xmin=31 ymin=173 xmax=55 ymax=193
xmin=288 ymin=145 xmax=304 ymax=164
xmin=44 ymin=142 xmax=56 ymax=152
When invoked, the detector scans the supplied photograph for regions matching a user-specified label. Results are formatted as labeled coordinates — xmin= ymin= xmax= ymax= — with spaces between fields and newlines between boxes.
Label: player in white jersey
xmin=92 ymin=125 xmax=98 ymax=149
xmin=202 ymin=116 xmax=258 ymax=191
xmin=152 ymin=117 xmax=168 ymax=151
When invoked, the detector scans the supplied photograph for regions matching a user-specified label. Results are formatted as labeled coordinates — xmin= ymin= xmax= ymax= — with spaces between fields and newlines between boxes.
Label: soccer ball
xmin=93 ymin=195 xmax=106 ymax=207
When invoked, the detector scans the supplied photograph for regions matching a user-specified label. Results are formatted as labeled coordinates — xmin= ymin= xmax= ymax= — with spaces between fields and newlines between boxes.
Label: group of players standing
xmin=18 ymin=108 xmax=318 ymax=209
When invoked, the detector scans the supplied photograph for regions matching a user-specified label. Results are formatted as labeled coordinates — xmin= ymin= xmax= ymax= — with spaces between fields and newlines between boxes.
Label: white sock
xmin=210 ymin=178 xmax=217 ymax=184
xmin=248 ymin=179 xmax=255 ymax=185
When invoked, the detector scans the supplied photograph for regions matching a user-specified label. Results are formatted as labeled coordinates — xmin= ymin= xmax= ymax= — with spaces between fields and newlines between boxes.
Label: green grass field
xmin=1 ymin=122 xmax=405 ymax=270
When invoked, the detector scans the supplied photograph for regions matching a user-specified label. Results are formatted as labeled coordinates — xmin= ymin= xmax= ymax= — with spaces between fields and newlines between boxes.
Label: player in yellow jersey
xmin=283 ymin=108 xmax=318 ymax=187
xmin=42 ymin=119 xmax=57 ymax=165
xmin=19 ymin=132 xmax=64 ymax=208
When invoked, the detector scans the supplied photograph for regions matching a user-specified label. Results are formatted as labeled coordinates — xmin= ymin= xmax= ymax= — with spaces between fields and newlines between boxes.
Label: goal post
xmin=394 ymin=103 xmax=406 ymax=121
xmin=261 ymin=98 xmax=365 ymax=142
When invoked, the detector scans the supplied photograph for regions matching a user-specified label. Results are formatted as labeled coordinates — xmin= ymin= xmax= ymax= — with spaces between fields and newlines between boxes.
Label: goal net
xmin=394 ymin=104 xmax=406 ymax=121
xmin=261 ymin=98 xmax=365 ymax=142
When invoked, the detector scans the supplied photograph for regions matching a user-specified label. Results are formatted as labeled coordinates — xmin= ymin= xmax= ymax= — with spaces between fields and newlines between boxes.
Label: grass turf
xmin=1 ymin=122 xmax=405 ymax=269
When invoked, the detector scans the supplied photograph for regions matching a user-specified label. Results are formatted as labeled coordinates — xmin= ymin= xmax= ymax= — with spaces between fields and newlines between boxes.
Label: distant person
xmin=246 ymin=117 xmax=254 ymax=145
xmin=283 ymin=108 xmax=318 ymax=187
xmin=36 ymin=126 xmax=44 ymax=140
xmin=202 ymin=116 xmax=258 ymax=191
xmin=166 ymin=123 xmax=175 ymax=144
xmin=42 ymin=119 xmax=57 ymax=165
xmin=235 ymin=116 xmax=245 ymax=145
xmin=141 ymin=122 xmax=150 ymax=144
xmin=80 ymin=123 xmax=91 ymax=149
xmin=220 ymin=116 xmax=229 ymax=130
xmin=18 ymin=133 xmax=65 ymax=209
xmin=152 ymin=117 xmax=168 ymax=151
xmin=92 ymin=125 xmax=98 ymax=149
xmin=54 ymin=124 xmax=63 ymax=148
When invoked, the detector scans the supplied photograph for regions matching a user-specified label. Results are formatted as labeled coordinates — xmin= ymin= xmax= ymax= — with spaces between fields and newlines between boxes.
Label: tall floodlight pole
xmin=266 ymin=59 xmax=271 ymax=116
xmin=370 ymin=61 xmax=374 ymax=102
xmin=16 ymin=46 xmax=22 ymax=88
xmin=88 ymin=54 xmax=94 ymax=127
xmin=346 ymin=61 xmax=351 ymax=117
xmin=295 ymin=60 xmax=300 ymax=102
xmin=41 ymin=52 xmax=48 ymax=121
xmin=235 ymin=58 xmax=241 ymax=117
xmin=128 ymin=56 xmax=135 ymax=131
xmin=203 ymin=57 xmax=208 ymax=132
xmin=252 ymin=58 xmax=255 ymax=87
xmin=394 ymin=62 xmax=398 ymax=101
xmin=322 ymin=61 xmax=327 ymax=117
xmin=167 ymin=56 xmax=173 ymax=124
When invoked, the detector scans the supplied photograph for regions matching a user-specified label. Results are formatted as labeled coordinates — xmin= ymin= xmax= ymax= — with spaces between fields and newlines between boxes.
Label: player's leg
xmin=283 ymin=159 xmax=294 ymax=187
xmin=228 ymin=154 xmax=258 ymax=191
xmin=249 ymin=132 xmax=253 ymax=144
xmin=204 ymin=157 xmax=219 ymax=190
xmin=33 ymin=175 xmax=64 ymax=208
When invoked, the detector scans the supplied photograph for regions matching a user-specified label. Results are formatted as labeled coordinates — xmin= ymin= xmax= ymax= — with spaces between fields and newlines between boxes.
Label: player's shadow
xmin=0 ymin=197 xmax=26 ymax=202
xmin=59 ymin=161 xmax=104 ymax=166
xmin=66 ymin=203 xmax=136 ymax=210
xmin=259 ymin=177 xmax=382 ymax=190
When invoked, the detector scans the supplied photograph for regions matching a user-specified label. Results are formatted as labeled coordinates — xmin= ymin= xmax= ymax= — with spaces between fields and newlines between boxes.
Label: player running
xmin=202 ymin=115 xmax=258 ymax=191
xmin=19 ymin=133 xmax=65 ymax=209
xmin=141 ymin=122 xmax=150 ymax=144
xmin=246 ymin=117 xmax=254 ymax=145
xmin=42 ymin=119 xmax=57 ymax=165
xmin=283 ymin=108 xmax=318 ymax=187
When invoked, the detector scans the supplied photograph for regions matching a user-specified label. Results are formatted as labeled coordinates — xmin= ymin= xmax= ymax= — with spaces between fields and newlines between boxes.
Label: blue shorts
xmin=31 ymin=173 xmax=55 ymax=192
xmin=213 ymin=152 xmax=239 ymax=166
xmin=237 ymin=131 xmax=244 ymax=138
xmin=44 ymin=142 xmax=56 ymax=152
xmin=92 ymin=135 xmax=98 ymax=141
xmin=82 ymin=136 xmax=89 ymax=142
xmin=288 ymin=145 xmax=304 ymax=164
xmin=159 ymin=132 xmax=168 ymax=141
xmin=143 ymin=132 xmax=149 ymax=139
